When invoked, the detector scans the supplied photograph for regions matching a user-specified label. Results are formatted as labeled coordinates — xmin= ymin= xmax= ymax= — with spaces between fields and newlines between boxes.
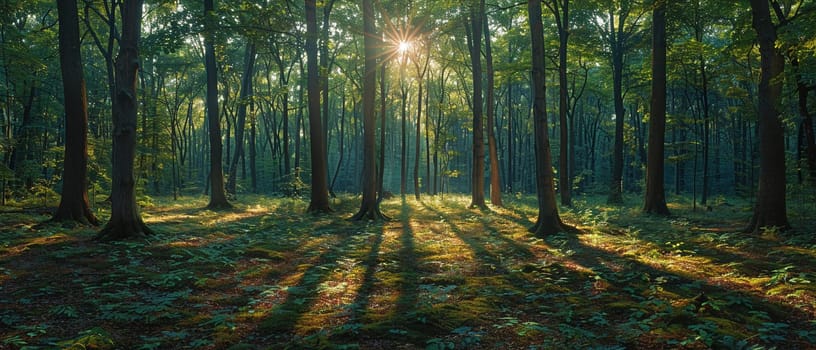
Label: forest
xmin=1 ymin=0 xmax=815 ymax=348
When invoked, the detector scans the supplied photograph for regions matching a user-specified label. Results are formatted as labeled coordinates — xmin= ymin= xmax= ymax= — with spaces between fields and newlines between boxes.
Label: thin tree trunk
xmin=330 ymin=92 xmax=346 ymax=195
xmin=793 ymin=56 xmax=816 ymax=182
xmin=546 ymin=0 xmax=570 ymax=206
xmin=378 ymin=60 xmax=388 ymax=200
xmin=483 ymin=12 xmax=502 ymax=207
xmin=227 ymin=42 xmax=256 ymax=196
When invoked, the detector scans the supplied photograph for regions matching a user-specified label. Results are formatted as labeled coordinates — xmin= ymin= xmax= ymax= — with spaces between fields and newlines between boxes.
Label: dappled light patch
xmin=0 ymin=194 xmax=814 ymax=348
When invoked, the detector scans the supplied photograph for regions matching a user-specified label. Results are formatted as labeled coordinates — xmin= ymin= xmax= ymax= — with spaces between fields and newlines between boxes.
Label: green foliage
xmin=279 ymin=168 xmax=309 ymax=198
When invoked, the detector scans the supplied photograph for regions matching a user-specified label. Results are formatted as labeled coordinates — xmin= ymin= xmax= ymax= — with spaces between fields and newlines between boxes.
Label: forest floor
xmin=0 ymin=193 xmax=815 ymax=349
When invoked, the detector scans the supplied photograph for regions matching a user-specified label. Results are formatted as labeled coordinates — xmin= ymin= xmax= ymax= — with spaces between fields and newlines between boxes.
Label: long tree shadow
xmin=253 ymin=232 xmax=359 ymax=343
xmin=552 ymin=229 xmax=815 ymax=348
xmin=417 ymin=199 xmax=815 ymax=348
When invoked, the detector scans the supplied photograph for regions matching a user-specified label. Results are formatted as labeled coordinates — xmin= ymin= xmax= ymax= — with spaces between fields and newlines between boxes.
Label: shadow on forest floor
xmin=0 ymin=194 xmax=814 ymax=349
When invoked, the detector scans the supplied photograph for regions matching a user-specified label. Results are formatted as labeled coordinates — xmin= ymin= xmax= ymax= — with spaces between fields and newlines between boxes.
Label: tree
xmin=643 ymin=0 xmax=670 ymax=215
xmin=52 ymin=0 xmax=99 ymax=226
xmin=204 ymin=0 xmax=231 ymax=209
xmin=467 ymin=0 xmax=486 ymax=209
xmin=544 ymin=0 xmax=571 ymax=207
xmin=226 ymin=42 xmax=257 ymax=196
xmin=528 ymin=0 xmax=566 ymax=236
xmin=745 ymin=0 xmax=790 ymax=233
xmin=305 ymin=0 xmax=331 ymax=213
xmin=96 ymin=0 xmax=152 ymax=240
xmin=483 ymin=9 xmax=502 ymax=207
xmin=351 ymin=0 xmax=387 ymax=220
xmin=597 ymin=1 xmax=645 ymax=204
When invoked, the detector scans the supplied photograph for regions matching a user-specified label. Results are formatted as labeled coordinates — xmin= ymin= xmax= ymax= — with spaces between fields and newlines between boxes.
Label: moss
xmin=700 ymin=316 xmax=751 ymax=338
xmin=258 ymin=309 xmax=301 ymax=333
xmin=243 ymin=247 xmax=287 ymax=261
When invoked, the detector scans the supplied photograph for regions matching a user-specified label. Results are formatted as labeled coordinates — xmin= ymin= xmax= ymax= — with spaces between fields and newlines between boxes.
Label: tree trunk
xmin=483 ymin=12 xmax=502 ymax=207
xmin=96 ymin=0 xmax=152 ymax=240
xmin=745 ymin=0 xmax=790 ymax=233
xmin=793 ymin=57 xmax=816 ymax=182
xmin=352 ymin=0 xmax=386 ymax=220
xmin=414 ymin=75 xmax=423 ymax=201
xmin=330 ymin=92 xmax=346 ymax=195
xmin=400 ymin=65 xmax=407 ymax=197
xmin=546 ymin=0 xmax=571 ymax=207
xmin=608 ymin=11 xmax=625 ymax=205
xmin=305 ymin=0 xmax=331 ymax=213
xmin=378 ymin=60 xmax=388 ymax=200
xmin=203 ymin=0 xmax=231 ymax=210
xmin=227 ymin=42 xmax=256 ymax=196
xmin=468 ymin=1 xmax=486 ymax=209
xmin=643 ymin=0 xmax=670 ymax=215
xmin=528 ymin=0 xmax=565 ymax=236
xmin=53 ymin=0 xmax=99 ymax=226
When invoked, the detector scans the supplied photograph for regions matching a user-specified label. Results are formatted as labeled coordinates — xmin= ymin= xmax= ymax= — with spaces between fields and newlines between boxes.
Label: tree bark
xmin=528 ymin=0 xmax=565 ymax=236
xmin=352 ymin=0 xmax=386 ymax=221
xmin=468 ymin=0 xmax=486 ymax=209
xmin=305 ymin=0 xmax=331 ymax=213
xmin=545 ymin=0 xmax=571 ymax=207
xmin=96 ymin=0 xmax=152 ymax=240
xmin=203 ymin=0 xmax=231 ymax=210
xmin=53 ymin=0 xmax=99 ymax=226
xmin=483 ymin=10 xmax=502 ymax=207
xmin=608 ymin=9 xmax=627 ymax=205
xmin=745 ymin=0 xmax=790 ymax=233
xmin=643 ymin=0 xmax=670 ymax=216
xmin=793 ymin=56 xmax=816 ymax=182
xmin=227 ymin=42 xmax=256 ymax=196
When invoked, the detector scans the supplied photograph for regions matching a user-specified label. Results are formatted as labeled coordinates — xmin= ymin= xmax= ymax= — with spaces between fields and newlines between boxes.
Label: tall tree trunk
xmin=330 ymin=92 xmax=346 ymax=195
xmin=528 ymin=0 xmax=565 ymax=236
xmin=400 ymin=64 xmax=407 ymax=197
xmin=249 ymin=102 xmax=257 ymax=192
xmin=305 ymin=0 xmax=331 ymax=213
xmin=467 ymin=0 xmax=486 ymax=208
xmin=608 ymin=10 xmax=626 ymax=205
xmin=546 ymin=0 xmax=571 ymax=206
xmin=53 ymin=0 xmax=99 ymax=226
xmin=96 ymin=0 xmax=152 ymax=240
xmin=793 ymin=56 xmax=816 ymax=182
xmin=378 ymin=61 xmax=388 ymax=200
xmin=352 ymin=0 xmax=386 ymax=220
xmin=414 ymin=71 xmax=424 ymax=201
xmin=483 ymin=12 xmax=502 ymax=207
xmin=698 ymin=30 xmax=711 ymax=205
xmin=745 ymin=0 xmax=789 ymax=233
xmin=227 ymin=42 xmax=256 ymax=196
xmin=643 ymin=0 xmax=670 ymax=215
xmin=321 ymin=0 xmax=337 ymax=189
xmin=203 ymin=0 xmax=231 ymax=210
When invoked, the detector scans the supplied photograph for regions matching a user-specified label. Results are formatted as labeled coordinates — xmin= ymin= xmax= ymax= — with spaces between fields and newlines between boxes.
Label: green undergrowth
xmin=0 ymin=194 xmax=814 ymax=349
